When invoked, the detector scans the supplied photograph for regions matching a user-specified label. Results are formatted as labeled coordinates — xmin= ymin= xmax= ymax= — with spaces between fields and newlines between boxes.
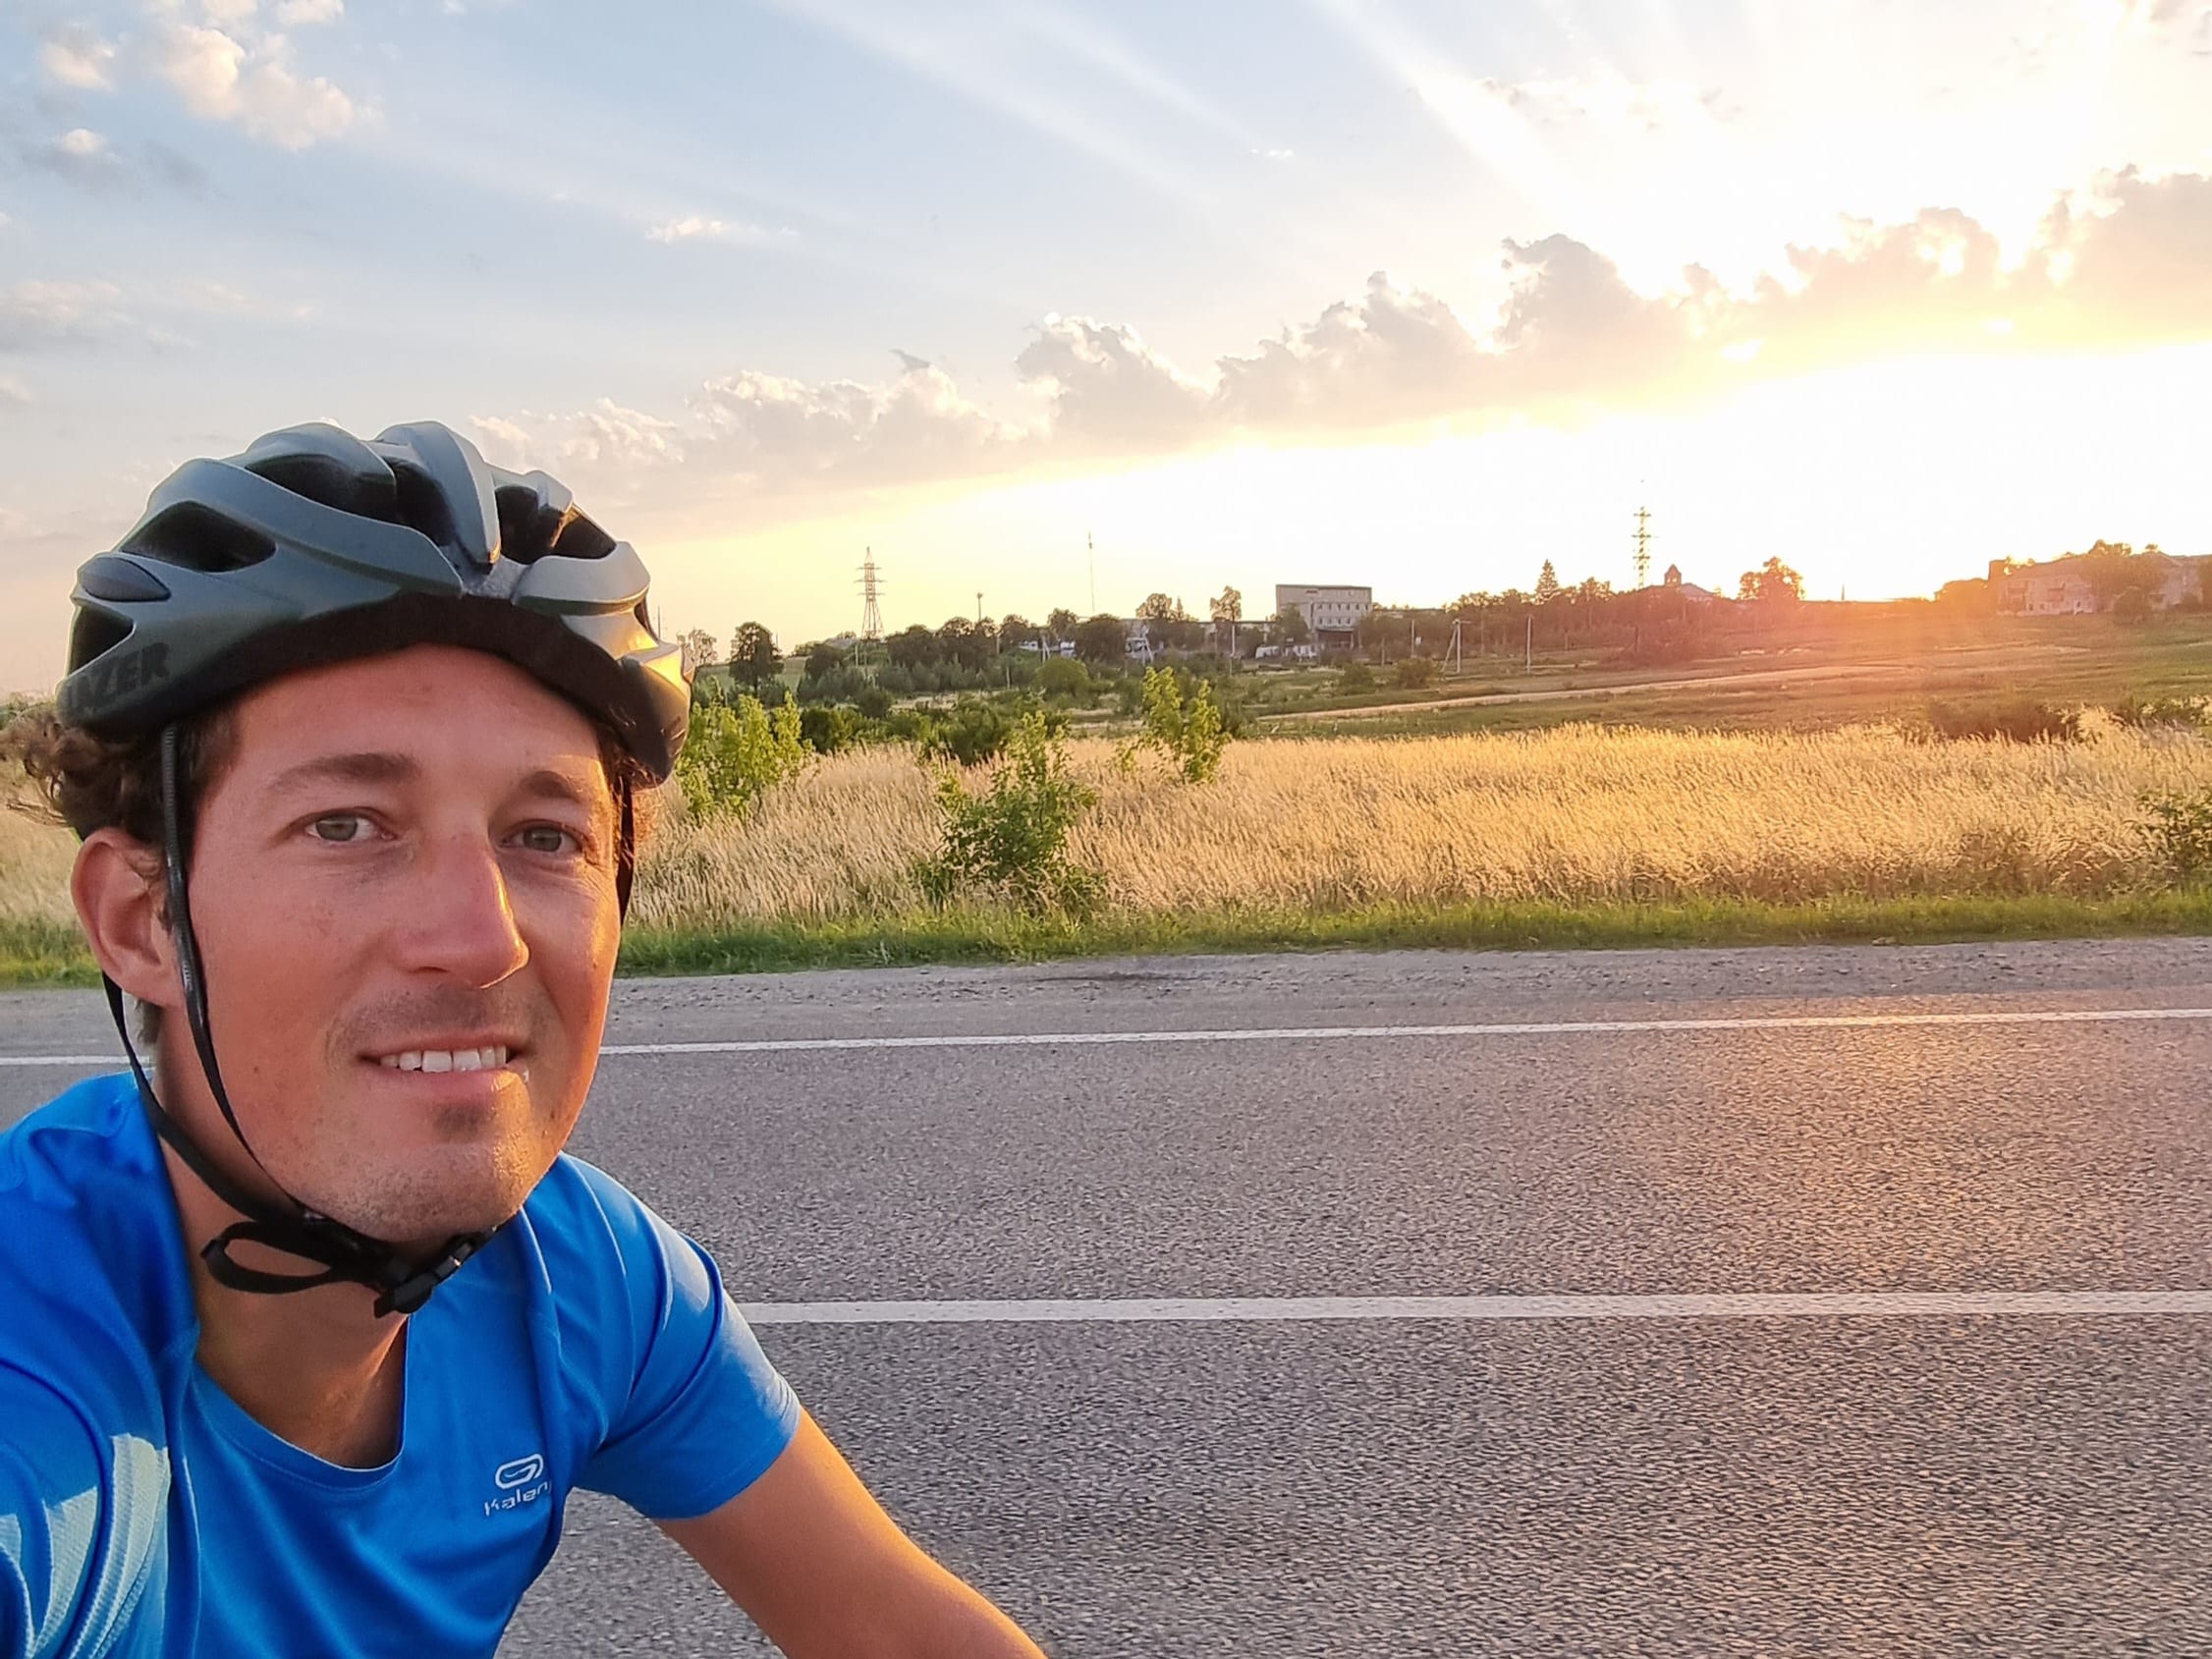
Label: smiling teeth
xmin=379 ymin=1046 xmax=510 ymax=1072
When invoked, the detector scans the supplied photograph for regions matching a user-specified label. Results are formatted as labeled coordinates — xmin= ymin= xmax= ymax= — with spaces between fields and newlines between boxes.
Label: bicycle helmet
xmin=55 ymin=419 xmax=691 ymax=1316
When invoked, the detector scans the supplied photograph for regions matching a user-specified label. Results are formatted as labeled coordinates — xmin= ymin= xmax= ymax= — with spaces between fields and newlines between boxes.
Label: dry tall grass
xmin=6 ymin=725 xmax=2205 ymax=938
xmin=0 ymin=797 xmax=81 ymax=929
xmin=632 ymin=723 xmax=2212 ymax=929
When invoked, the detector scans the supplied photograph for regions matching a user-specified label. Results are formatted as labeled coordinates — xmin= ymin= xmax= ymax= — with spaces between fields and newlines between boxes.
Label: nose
xmin=391 ymin=830 xmax=529 ymax=987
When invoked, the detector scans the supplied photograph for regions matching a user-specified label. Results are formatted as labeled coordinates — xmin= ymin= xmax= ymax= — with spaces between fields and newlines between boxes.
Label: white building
xmin=1274 ymin=583 xmax=1373 ymax=645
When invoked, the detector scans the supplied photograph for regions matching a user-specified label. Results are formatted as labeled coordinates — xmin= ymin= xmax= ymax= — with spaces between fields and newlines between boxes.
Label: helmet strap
xmin=115 ymin=723 xmax=497 ymax=1318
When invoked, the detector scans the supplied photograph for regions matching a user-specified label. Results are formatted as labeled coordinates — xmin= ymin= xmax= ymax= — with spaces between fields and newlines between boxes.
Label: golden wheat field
xmin=6 ymin=723 xmax=2209 ymax=937
xmin=629 ymin=722 xmax=2212 ymax=928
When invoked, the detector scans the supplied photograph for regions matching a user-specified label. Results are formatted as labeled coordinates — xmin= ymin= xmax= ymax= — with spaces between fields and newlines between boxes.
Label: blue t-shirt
xmin=0 ymin=1073 xmax=802 ymax=1658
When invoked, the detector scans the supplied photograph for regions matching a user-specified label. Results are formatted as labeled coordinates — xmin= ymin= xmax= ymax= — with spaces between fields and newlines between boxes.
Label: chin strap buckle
xmin=373 ymin=1237 xmax=485 ymax=1318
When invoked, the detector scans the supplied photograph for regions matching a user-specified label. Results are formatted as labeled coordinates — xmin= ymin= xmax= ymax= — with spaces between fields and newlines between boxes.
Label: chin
xmin=312 ymin=1151 xmax=546 ymax=1246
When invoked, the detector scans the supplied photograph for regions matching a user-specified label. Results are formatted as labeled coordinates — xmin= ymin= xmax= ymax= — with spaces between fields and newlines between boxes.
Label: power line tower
xmin=857 ymin=549 xmax=884 ymax=666
xmin=1632 ymin=506 xmax=1653 ymax=590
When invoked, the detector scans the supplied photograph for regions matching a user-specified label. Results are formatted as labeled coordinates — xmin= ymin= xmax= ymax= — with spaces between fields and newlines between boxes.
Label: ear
xmin=72 ymin=828 xmax=179 ymax=1016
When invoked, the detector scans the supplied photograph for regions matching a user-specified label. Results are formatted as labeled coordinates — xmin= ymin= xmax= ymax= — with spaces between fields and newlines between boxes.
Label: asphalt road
xmin=4 ymin=940 xmax=2209 ymax=1655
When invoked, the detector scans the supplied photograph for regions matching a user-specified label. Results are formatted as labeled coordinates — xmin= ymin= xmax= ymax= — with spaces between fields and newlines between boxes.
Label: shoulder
xmin=506 ymin=1158 xmax=800 ymax=1520
xmin=0 ymin=1362 xmax=171 ymax=1658
xmin=506 ymin=1155 xmax=726 ymax=1393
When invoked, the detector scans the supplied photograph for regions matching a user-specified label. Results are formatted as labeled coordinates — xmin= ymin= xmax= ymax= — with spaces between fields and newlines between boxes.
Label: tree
xmin=1074 ymin=612 xmax=1129 ymax=663
xmin=730 ymin=621 xmax=781 ymax=690
xmin=1533 ymin=560 xmax=1562 ymax=605
xmin=1209 ymin=586 xmax=1244 ymax=656
xmin=2079 ymin=539 xmax=2147 ymax=612
xmin=1135 ymin=592 xmax=1181 ymax=622
xmin=1272 ymin=608 xmax=1311 ymax=646
xmin=678 ymin=628 xmax=719 ymax=670
xmin=1047 ymin=607 xmax=1079 ymax=639
xmin=885 ymin=623 xmax=937 ymax=671
xmin=803 ymin=642 xmax=843 ymax=680
xmin=1736 ymin=557 xmax=1804 ymax=605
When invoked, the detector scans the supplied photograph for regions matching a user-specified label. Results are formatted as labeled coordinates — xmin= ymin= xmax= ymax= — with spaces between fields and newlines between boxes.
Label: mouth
xmin=373 ymin=1044 xmax=516 ymax=1075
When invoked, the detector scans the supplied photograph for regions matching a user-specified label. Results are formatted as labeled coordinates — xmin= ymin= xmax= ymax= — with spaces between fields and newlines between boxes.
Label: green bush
xmin=1124 ymin=666 xmax=1230 ymax=783
xmin=1036 ymin=657 xmax=1092 ymax=701
xmin=919 ymin=712 xmax=1102 ymax=914
xmin=677 ymin=692 xmax=808 ymax=818
xmin=855 ymin=684 xmax=894 ymax=721
xmin=2140 ymin=789 xmax=2212 ymax=883
xmin=2112 ymin=693 xmax=2208 ymax=730
xmin=922 ymin=698 xmax=1013 ymax=767
xmin=798 ymin=704 xmax=861 ymax=753
xmin=1392 ymin=657 xmax=1438 ymax=690
xmin=1338 ymin=662 xmax=1375 ymax=693
xmin=1923 ymin=698 xmax=2082 ymax=744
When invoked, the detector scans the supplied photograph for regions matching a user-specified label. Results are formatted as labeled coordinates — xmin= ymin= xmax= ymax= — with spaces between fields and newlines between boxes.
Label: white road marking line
xmin=740 ymin=1291 xmax=2212 ymax=1325
xmin=8 ymin=1005 xmax=2212 ymax=1066
xmin=602 ymin=1005 xmax=2212 ymax=1053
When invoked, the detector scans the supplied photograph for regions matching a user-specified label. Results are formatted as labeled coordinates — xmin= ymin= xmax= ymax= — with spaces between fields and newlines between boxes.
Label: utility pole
xmin=1525 ymin=612 xmax=1533 ymax=673
xmin=1633 ymin=506 xmax=1652 ymax=589
xmin=1087 ymin=531 xmax=1096 ymax=615
xmin=857 ymin=549 xmax=884 ymax=670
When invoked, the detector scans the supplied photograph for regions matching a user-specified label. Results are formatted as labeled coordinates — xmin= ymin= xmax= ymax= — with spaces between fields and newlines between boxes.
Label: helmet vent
xmin=69 ymin=607 xmax=131 ymax=670
xmin=389 ymin=463 xmax=461 ymax=557
xmin=125 ymin=502 xmax=276 ymax=574
xmin=494 ymin=485 xmax=615 ymax=565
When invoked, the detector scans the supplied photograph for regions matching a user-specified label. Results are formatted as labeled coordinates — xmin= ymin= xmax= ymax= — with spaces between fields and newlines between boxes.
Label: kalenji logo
xmin=485 ymin=1453 xmax=550 ymax=1518
xmin=495 ymin=1455 xmax=544 ymax=1490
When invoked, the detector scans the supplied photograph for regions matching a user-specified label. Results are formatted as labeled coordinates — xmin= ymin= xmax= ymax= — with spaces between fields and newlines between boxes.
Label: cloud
xmin=645 ymin=215 xmax=727 ymax=244
xmin=644 ymin=213 xmax=797 ymax=246
xmin=0 ymin=281 xmax=132 ymax=353
xmin=275 ymin=0 xmax=344 ymax=25
xmin=37 ymin=26 xmax=119 ymax=90
xmin=151 ymin=22 xmax=359 ymax=148
xmin=22 ymin=128 xmax=128 ymax=191
xmin=476 ymin=163 xmax=2212 ymax=518
xmin=1476 ymin=70 xmax=1728 ymax=136
xmin=0 ymin=374 xmax=30 ymax=405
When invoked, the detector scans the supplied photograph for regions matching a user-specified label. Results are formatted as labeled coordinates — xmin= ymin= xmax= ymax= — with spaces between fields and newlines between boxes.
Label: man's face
xmin=174 ymin=644 xmax=623 ymax=1246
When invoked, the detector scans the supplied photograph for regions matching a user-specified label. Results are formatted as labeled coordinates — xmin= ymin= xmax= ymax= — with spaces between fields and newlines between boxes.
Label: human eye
xmin=514 ymin=823 xmax=584 ymax=857
xmin=306 ymin=812 xmax=376 ymax=845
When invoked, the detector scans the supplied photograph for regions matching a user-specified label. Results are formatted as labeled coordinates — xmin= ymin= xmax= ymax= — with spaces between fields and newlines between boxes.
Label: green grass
xmin=608 ymin=891 xmax=2212 ymax=978
xmin=10 ymin=892 xmax=2212 ymax=991
xmin=0 ymin=917 xmax=100 ymax=987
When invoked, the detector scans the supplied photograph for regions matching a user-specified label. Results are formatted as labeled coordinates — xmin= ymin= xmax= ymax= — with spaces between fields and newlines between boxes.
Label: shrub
xmin=1923 ymin=698 xmax=2082 ymax=744
xmin=676 ymin=692 xmax=807 ymax=818
xmin=1037 ymin=657 xmax=1092 ymax=702
xmin=2112 ymin=693 xmax=2208 ymax=730
xmin=922 ymin=698 xmax=1013 ymax=767
xmin=2139 ymin=789 xmax=2212 ymax=882
xmin=918 ymin=712 xmax=1102 ymax=914
xmin=855 ymin=684 xmax=895 ymax=721
xmin=1338 ymin=662 xmax=1375 ymax=693
xmin=798 ymin=704 xmax=861 ymax=754
xmin=796 ymin=665 xmax=870 ymax=705
xmin=1393 ymin=657 xmax=1439 ymax=690
xmin=1125 ymin=666 xmax=1230 ymax=783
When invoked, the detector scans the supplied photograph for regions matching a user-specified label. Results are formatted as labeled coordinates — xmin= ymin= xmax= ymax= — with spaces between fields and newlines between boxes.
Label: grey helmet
xmin=60 ymin=419 xmax=690 ymax=779
xmin=56 ymin=420 xmax=691 ymax=1318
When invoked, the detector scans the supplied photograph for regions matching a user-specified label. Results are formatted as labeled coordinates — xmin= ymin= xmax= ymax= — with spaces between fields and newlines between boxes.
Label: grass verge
xmin=614 ymin=890 xmax=2212 ymax=978
xmin=9 ymin=893 xmax=2210 ymax=991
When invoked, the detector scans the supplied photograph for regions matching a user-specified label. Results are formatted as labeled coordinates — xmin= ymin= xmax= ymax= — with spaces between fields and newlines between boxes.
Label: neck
xmin=158 ymin=1138 xmax=410 ymax=1468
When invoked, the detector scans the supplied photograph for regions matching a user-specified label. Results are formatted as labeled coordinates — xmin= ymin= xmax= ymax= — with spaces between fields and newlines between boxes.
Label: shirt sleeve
xmin=0 ymin=1364 xmax=156 ymax=1659
xmin=563 ymin=1164 xmax=802 ymax=1521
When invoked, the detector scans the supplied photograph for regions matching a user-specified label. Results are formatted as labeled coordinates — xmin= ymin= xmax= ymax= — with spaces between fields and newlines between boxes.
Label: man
xmin=0 ymin=421 xmax=1047 ymax=1657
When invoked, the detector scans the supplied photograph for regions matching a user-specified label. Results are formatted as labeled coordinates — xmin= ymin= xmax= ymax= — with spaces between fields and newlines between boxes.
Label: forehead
xmin=223 ymin=645 xmax=606 ymax=786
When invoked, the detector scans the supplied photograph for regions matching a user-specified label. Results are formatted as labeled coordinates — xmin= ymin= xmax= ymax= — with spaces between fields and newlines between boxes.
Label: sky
xmin=2 ymin=0 xmax=2210 ymax=689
